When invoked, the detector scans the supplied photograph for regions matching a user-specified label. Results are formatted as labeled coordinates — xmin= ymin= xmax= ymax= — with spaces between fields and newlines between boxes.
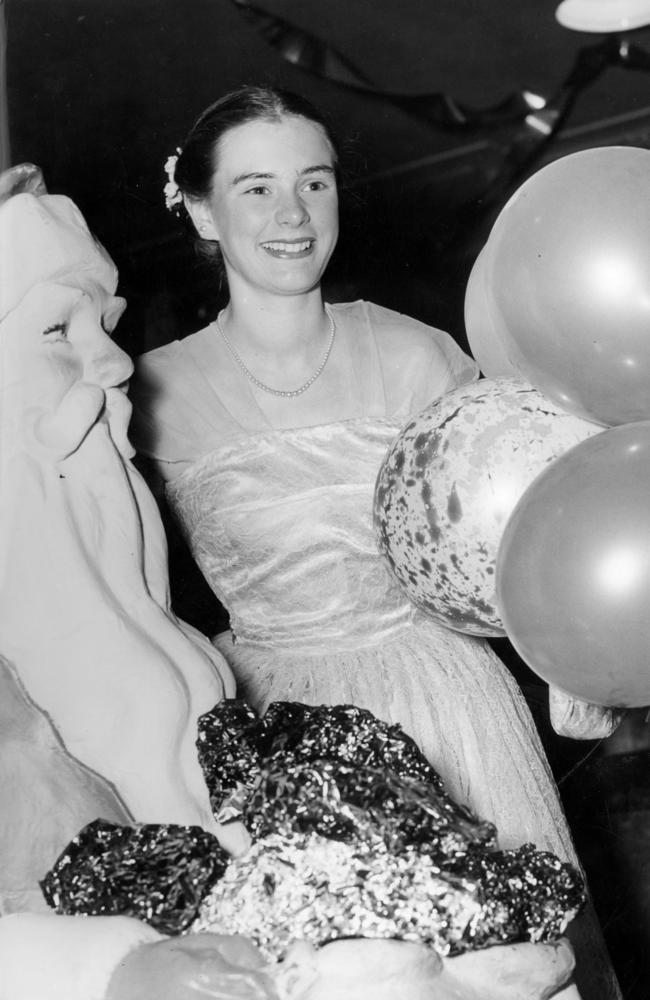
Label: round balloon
xmin=485 ymin=146 xmax=650 ymax=427
xmin=464 ymin=246 xmax=518 ymax=379
xmin=497 ymin=421 xmax=650 ymax=707
xmin=373 ymin=378 xmax=600 ymax=635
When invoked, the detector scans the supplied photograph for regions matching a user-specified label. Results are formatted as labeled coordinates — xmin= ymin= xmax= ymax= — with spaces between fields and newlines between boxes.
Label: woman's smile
xmin=261 ymin=238 xmax=315 ymax=258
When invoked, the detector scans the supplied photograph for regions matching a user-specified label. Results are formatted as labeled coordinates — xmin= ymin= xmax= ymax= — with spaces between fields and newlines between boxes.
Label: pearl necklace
xmin=216 ymin=306 xmax=336 ymax=398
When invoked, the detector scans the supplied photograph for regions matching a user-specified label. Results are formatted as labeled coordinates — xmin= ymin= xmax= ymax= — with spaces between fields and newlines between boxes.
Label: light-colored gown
xmin=132 ymin=300 xmax=620 ymax=999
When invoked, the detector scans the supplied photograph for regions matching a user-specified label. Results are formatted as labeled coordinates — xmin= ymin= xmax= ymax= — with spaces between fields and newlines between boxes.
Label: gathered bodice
xmin=167 ymin=418 xmax=418 ymax=653
xmin=133 ymin=301 xmax=481 ymax=653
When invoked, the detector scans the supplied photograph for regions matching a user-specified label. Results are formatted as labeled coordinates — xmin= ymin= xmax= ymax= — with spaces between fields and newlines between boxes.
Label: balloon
xmin=464 ymin=246 xmax=518 ymax=379
xmin=485 ymin=146 xmax=650 ymax=427
xmin=497 ymin=421 xmax=650 ymax=707
xmin=373 ymin=378 xmax=600 ymax=636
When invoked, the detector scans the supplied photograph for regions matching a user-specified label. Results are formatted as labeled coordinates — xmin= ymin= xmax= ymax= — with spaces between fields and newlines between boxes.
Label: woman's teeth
xmin=262 ymin=240 xmax=312 ymax=253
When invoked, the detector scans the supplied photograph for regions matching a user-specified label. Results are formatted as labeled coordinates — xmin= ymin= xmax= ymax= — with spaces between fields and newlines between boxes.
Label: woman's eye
xmin=42 ymin=322 xmax=68 ymax=342
xmin=304 ymin=180 xmax=327 ymax=192
xmin=246 ymin=185 xmax=269 ymax=196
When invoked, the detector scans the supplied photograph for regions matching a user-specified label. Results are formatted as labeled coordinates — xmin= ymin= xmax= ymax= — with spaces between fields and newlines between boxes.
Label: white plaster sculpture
xmin=0 ymin=653 xmax=131 ymax=915
xmin=0 ymin=168 xmax=235 ymax=833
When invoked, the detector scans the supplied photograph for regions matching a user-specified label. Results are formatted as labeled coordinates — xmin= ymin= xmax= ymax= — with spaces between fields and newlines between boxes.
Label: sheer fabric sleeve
xmin=129 ymin=339 xmax=240 ymax=469
xmin=364 ymin=302 xmax=479 ymax=421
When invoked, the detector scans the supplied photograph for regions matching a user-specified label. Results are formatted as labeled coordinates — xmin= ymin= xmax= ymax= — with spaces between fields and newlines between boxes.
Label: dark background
xmin=7 ymin=0 xmax=650 ymax=358
xmin=6 ymin=3 xmax=650 ymax=995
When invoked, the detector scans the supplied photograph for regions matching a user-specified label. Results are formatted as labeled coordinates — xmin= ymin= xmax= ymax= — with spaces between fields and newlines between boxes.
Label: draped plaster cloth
xmin=0 ymin=190 xmax=235 ymax=833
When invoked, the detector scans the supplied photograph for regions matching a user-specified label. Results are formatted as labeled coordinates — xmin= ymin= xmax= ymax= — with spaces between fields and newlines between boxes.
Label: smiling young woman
xmin=131 ymin=86 xmax=620 ymax=999
xmin=185 ymin=115 xmax=339 ymax=300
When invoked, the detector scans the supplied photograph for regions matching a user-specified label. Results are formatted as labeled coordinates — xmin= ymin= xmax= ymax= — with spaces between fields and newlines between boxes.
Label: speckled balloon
xmin=374 ymin=378 xmax=600 ymax=635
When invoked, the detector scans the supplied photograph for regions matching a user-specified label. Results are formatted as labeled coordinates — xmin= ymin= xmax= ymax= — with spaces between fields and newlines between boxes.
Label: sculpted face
xmin=1 ymin=279 xmax=132 ymax=408
xmin=0 ymin=277 xmax=135 ymax=463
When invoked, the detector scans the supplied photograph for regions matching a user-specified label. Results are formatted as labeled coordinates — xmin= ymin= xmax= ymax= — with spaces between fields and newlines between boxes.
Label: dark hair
xmin=176 ymin=85 xmax=340 ymax=202
xmin=173 ymin=86 xmax=342 ymax=267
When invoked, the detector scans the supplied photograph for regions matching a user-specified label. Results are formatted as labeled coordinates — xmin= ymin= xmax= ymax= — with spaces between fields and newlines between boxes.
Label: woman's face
xmin=1 ymin=278 xmax=132 ymax=412
xmin=198 ymin=114 xmax=339 ymax=299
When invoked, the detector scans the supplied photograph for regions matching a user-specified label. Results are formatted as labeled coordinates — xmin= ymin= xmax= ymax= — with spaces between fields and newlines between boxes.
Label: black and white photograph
xmin=2 ymin=2 xmax=650 ymax=997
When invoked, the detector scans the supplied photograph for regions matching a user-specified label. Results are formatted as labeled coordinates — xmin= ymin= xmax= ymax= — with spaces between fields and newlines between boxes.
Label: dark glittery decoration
xmin=41 ymin=701 xmax=587 ymax=959
xmin=193 ymin=700 xmax=585 ymax=958
xmin=242 ymin=758 xmax=496 ymax=853
xmin=444 ymin=844 xmax=586 ymax=948
xmin=262 ymin=702 xmax=444 ymax=785
xmin=197 ymin=699 xmax=262 ymax=816
xmin=40 ymin=819 xmax=229 ymax=935
xmin=198 ymin=700 xmax=448 ymax=822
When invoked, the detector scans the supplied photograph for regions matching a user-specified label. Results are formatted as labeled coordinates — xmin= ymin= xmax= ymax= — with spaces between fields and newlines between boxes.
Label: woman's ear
xmin=183 ymin=197 xmax=219 ymax=241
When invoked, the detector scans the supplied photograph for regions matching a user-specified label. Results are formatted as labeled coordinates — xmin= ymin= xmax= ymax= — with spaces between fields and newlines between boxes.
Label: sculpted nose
xmin=87 ymin=340 xmax=134 ymax=389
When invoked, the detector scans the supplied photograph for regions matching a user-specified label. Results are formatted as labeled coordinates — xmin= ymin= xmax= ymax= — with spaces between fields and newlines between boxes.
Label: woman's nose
xmin=275 ymin=191 xmax=309 ymax=226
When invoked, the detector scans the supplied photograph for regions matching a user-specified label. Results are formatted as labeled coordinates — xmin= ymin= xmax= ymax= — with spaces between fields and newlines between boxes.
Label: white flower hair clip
xmin=163 ymin=148 xmax=183 ymax=212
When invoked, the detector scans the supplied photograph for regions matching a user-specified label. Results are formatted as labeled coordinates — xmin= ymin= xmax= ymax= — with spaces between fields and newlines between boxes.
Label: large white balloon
xmin=374 ymin=378 xmax=600 ymax=635
xmin=484 ymin=146 xmax=650 ymax=427
xmin=464 ymin=246 xmax=518 ymax=379
xmin=497 ymin=420 xmax=650 ymax=707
